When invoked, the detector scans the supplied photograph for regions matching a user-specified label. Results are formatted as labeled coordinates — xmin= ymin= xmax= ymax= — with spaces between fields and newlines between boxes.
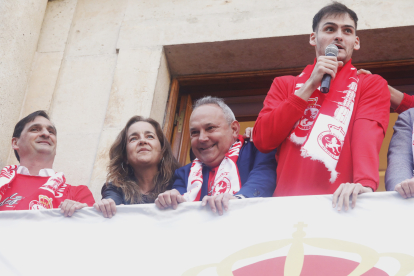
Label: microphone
xmin=320 ymin=44 xmax=339 ymax=94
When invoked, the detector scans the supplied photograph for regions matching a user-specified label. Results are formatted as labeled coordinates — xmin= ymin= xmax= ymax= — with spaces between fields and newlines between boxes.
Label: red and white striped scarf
xmin=289 ymin=61 xmax=358 ymax=183
xmin=0 ymin=165 xmax=67 ymax=210
xmin=183 ymin=135 xmax=244 ymax=202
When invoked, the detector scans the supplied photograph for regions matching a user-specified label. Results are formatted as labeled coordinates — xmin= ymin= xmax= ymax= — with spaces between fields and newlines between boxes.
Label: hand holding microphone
xmin=294 ymin=44 xmax=343 ymax=101
xmin=320 ymin=44 xmax=339 ymax=93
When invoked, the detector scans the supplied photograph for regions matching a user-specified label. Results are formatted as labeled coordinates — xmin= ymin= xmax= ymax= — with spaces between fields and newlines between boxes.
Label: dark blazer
xmin=101 ymin=181 xmax=173 ymax=205
xmin=173 ymin=140 xmax=277 ymax=199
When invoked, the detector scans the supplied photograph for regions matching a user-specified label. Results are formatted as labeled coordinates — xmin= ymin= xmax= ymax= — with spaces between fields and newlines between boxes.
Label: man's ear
xmin=231 ymin=121 xmax=240 ymax=138
xmin=11 ymin=137 xmax=19 ymax=151
xmin=309 ymin=32 xmax=317 ymax=46
xmin=354 ymin=36 xmax=360 ymax=51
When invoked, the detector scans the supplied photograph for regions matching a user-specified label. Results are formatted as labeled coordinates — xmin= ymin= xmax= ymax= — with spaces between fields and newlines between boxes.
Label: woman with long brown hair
xmin=93 ymin=116 xmax=180 ymax=217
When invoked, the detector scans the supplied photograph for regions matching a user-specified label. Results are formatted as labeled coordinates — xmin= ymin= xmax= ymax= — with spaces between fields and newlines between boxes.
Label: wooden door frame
xmin=162 ymin=81 xmax=192 ymax=166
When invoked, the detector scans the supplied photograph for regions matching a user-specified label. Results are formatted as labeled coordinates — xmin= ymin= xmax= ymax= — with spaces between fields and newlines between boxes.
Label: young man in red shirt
xmin=253 ymin=2 xmax=390 ymax=211
xmin=0 ymin=110 xmax=95 ymax=216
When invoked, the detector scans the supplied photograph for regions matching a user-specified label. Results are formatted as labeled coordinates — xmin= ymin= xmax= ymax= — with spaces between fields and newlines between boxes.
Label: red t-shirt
xmin=253 ymin=63 xmax=390 ymax=196
xmin=0 ymin=174 xmax=95 ymax=211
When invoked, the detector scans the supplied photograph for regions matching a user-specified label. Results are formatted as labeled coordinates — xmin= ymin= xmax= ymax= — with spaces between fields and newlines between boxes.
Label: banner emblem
xmin=184 ymin=222 xmax=414 ymax=276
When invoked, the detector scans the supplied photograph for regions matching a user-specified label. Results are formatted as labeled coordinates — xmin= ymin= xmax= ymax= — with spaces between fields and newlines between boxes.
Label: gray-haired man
xmin=156 ymin=96 xmax=277 ymax=215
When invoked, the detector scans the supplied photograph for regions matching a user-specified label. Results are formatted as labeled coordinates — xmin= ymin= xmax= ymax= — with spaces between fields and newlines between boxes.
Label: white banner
xmin=1 ymin=192 xmax=414 ymax=276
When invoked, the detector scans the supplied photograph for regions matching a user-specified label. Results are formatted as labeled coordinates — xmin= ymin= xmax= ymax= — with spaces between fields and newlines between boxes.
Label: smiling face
xmin=189 ymin=104 xmax=239 ymax=168
xmin=12 ymin=116 xmax=57 ymax=162
xmin=125 ymin=121 xmax=162 ymax=170
xmin=310 ymin=13 xmax=360 ymax=64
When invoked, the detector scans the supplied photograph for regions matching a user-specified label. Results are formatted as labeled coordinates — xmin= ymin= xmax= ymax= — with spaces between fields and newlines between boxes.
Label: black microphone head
xmin=325 ymin=44 xmax=338 ymax=57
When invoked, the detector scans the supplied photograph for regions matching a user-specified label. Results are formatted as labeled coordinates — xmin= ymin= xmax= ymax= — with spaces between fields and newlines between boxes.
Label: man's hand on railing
xmin=201 ymin=193 xmax=237 ymax=216
xmin=332 ymin=183 xmax=373 ymax=211
xmin=395 ymin=178 xmax=414 ymax=199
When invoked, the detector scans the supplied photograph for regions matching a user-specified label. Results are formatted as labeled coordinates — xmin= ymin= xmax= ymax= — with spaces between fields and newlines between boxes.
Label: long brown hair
xmin=106 ymin=116 xmax=180 ymax=204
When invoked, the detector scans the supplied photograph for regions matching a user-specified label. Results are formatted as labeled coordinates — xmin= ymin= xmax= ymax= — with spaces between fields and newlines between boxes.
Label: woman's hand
xmin=155 ymin=189 xmax=186 ymax=210
xmin=93 ymin=198 xmax=117 ymax=218
xmin=59 ymin=200 xmax=88 ymax=217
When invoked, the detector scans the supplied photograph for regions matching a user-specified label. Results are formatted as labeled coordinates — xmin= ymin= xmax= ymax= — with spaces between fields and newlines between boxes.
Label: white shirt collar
xmin=17 ymin=166 xmax=55 ymax=177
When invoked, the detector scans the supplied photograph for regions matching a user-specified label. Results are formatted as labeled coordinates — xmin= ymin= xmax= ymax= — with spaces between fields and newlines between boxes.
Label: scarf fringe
xmin=290 ymin=132 xmax=307 ymax=145
xmin=300 ymin=147 xmax=339 ymax=183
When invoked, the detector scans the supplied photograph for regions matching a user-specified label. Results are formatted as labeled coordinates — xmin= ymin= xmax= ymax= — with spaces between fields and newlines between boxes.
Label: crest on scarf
xmin=298 ymin=97 xmax=321 ymax=131
xmin=211 ymin=174 xmax=231 ymax=195
xmin=317 ymin=124 xmax=345 ymax=160
xmin=29 ymin=195 xmax=53 ymax=210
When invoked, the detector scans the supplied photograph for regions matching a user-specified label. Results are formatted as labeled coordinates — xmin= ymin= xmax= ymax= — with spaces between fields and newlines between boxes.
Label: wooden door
xmin=163 ymin=79 xmax=192 ymax=166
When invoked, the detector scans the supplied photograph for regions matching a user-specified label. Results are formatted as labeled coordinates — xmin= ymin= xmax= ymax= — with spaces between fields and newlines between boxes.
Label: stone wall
xmin=0 ymin=0 xmax=48 ymax=168
xmin=1 ymin=0 xmax=413 ymax=200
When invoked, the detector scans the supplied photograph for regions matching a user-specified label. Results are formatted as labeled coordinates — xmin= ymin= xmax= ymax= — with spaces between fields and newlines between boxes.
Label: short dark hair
xmin=12 ymin=110 xmax=52 ymax=162
xmin=312 ymin=2 xmax=358 ymax=32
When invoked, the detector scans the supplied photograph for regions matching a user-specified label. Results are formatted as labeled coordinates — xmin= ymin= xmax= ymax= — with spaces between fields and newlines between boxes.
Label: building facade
xmin=1 ymin=0 xmax=413 ymax=199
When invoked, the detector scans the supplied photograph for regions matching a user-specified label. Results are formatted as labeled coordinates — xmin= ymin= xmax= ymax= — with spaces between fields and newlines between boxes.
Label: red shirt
xmin=0 ymin=174 xmax=95 ymax=211
xmin=253 ymin=64 xmax=390 ymax=196
xmin=207 ymin=167 xmax=219 ymax=196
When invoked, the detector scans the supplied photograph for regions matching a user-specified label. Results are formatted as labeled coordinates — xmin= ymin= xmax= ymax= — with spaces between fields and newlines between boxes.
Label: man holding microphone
xmin=253 ymin=2 xmax=390 ymax=210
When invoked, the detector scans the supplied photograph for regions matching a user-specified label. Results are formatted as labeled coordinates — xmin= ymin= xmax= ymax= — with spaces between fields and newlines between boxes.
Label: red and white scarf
xmin=0 ymin=165 xmax=67 ymax=210
xmin=183 ymin=135 xmax=244 ymax=202
xmin=289 ymin=61 xmax=358 ymax=183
